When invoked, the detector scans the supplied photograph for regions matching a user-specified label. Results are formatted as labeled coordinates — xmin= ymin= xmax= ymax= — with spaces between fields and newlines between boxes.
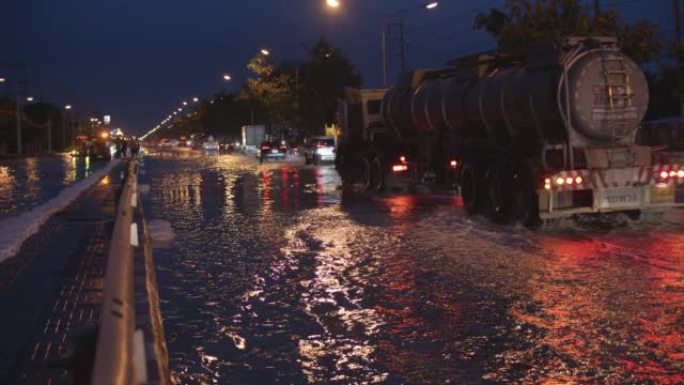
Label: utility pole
xmin=1 ymin=62 xmax=26 ymax=155
xmin=675 ymin=0 xmax=684 ymax=116
xmin=62 ymin=113 xmax=67 ymax=149
xmin=399 ymin=15 xmax=407 ymax=72
xmin=15 ymin=80 xmax=21 ymax=155
xmin=47 ymin=119 xmax=52 ymax=153
xmin=381 ymin=19 xmax=388 ymax=86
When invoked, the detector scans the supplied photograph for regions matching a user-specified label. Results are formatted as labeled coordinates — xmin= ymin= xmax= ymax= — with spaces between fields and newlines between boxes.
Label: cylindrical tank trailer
xmin=382 ymin=38 xmax=649 ymax=148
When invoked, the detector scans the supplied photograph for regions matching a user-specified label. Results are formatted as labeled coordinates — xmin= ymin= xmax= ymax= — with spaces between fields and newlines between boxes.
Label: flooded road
xmin=141 ymin=153 xmax=684 ymax=385
xmin=0 ymin=155 xmax=105 ymax=219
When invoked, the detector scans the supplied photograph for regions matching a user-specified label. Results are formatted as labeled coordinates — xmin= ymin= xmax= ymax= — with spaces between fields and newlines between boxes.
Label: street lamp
xmin=65 ymin=105 xmax=72 ymax=110
xmin=26 ymin=96 xmax=33 ymax=102
xmin=260 ymin=48 xmax=270 ymax=56
xmin=0 ymin=78 xmax=5 ymax=83
xmin=182 ymin=101 xmax=188 ymax=106
xmin=326 ymin=0 xmax=340 ymax=8
xmin=192 ymin=97 xmax=199 ymax=102
xmin=223 ymin=74 xmax=231 ymax=81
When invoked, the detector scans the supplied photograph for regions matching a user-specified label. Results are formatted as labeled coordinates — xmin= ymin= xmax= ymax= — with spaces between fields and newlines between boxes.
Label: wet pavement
xmin=0 ymin=155 xmax=108 ymax=220
xmin=0 ymin=164 xmax=122 ymax=384
xmin=141 ymin=153 xmax=684 ymax=385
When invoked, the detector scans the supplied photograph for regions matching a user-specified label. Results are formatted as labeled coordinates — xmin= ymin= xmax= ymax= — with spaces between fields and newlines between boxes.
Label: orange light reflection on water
xmin=0 ymin=166 xmax=16 ymax=202
xmin=520 ymin=232 xmax=684 ymax=384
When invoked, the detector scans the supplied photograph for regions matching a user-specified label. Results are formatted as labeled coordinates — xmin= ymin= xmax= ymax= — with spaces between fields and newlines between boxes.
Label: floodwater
xmin=141 ymin=153 xmax=684 ymax=385
xmin=0 ymin=155 xmax=106 ymax=219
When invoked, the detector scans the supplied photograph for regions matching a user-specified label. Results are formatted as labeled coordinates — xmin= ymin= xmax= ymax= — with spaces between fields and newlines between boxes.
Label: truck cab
xmin=336 ymin=88 xmax=387 ymax=145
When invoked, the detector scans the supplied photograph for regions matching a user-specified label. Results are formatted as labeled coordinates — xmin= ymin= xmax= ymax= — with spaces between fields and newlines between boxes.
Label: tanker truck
xmin=334 ymin=37 xmax=684 ymax=224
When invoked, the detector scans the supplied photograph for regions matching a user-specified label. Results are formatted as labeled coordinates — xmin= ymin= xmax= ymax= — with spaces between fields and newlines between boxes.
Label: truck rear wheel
xmin=486 ymin=165 xmax=514 ymax=224
xmin=461 ymin=165 xmax=480 ymax=215
xmin=512 ymin=165 xmax=541 ymax=227
xmin=372 ymin=157 xmax=386 ymax=192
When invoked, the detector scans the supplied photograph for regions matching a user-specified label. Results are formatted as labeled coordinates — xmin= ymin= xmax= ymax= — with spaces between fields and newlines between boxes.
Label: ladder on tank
xmin=601 ymin=55 xmax=633 ymax=138
xmin=601 ymin=55 xmax=635 ymax=167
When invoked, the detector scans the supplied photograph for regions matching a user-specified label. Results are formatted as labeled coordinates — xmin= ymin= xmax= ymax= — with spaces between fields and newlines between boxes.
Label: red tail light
xmin=392 ymin=164 xmax=408 ymax=172
xmin=449 ymin=160 xmax=458 ymax=169
xmin=261 ymin=145 xmax=270 ymax=150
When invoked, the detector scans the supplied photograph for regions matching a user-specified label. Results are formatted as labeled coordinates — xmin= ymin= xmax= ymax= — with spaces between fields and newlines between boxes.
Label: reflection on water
xmin=0 ymin=155 xmax=104 ymax=219
xmin=142 ymin=153 xmax=684 ymax=385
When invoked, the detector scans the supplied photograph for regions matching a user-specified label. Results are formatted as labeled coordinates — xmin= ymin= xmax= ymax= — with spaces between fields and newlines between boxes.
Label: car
xmin=259 ymin=140 xmax=287 ymax=163
xmin=202 ymin=136 xmax=220 ymax=154
xmin=304 ymin=136 xmax=335 ymax=165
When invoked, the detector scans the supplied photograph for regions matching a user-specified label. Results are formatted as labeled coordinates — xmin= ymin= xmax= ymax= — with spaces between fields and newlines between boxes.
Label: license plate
xmin=601 ymin=187 xmax=640 ymax=208
xmin=271 ymin=149 xmax=278 ymax=153
xmin=650 ymin=184 xmax=675 ymax=203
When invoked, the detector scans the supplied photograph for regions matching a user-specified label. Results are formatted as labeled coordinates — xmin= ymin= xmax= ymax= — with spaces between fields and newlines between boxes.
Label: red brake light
xmin=399 ymin=156 xmax=406 ymax=163
xmin=659 ymin=171 xmax=669 ymax=179
xmin=392 ymin=164 xmax=408 ymax=172
xmin=449 ymin=160 xmax=458 ymax=168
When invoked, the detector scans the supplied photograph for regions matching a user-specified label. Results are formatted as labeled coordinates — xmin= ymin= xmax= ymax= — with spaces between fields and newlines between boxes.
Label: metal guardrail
xmin=92 ymin=159 xmax=139 ymax=385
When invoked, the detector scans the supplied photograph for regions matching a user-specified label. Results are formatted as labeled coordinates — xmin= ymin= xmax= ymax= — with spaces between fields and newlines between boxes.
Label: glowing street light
xmin=182 ymin=101 xmax=188 ymax=106
xmin=0 ymin=78 xmax=6 ymax=83
xmin=223 ymin=74 xmax=231 ymax=81
xmin=425 ymin=2 xmax=438 ymax=9
xmin=260 ymin=48 xmax=270 ymax=56
xmin=326 ymin=0 xmax=340 ymax=8
xmin=26 ymin=96 xmax=33 ymax=102
xmin=177 ymin=107 xmax=182 ymax=112
xmin=192 ymin=97 xmax=199 ymax=102
xmin=65 ymin=105 xmax=72 ymax=110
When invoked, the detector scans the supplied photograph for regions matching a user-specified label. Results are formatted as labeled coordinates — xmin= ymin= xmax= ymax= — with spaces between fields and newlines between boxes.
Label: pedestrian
xmin=121 ymin=140 xmax=128 ymax=159
xmin=114 ymin=139 xmax=122 ymax=159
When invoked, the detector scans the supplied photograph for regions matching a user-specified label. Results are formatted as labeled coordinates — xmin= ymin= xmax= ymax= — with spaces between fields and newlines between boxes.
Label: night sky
xmin=2 ymin=0 xmax=675 ymax=136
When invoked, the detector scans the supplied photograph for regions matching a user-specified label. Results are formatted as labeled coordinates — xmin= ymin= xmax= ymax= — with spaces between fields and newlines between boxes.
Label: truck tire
xmin=372 ymin=156 xmax=386 ymax=192
xmin=512 ymin=164 xmax=541 ymax=227
xmin=460 ymin=164 xmax=480 ymax=215
xmin=485 ymin=165 xmax=514 ymax=224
